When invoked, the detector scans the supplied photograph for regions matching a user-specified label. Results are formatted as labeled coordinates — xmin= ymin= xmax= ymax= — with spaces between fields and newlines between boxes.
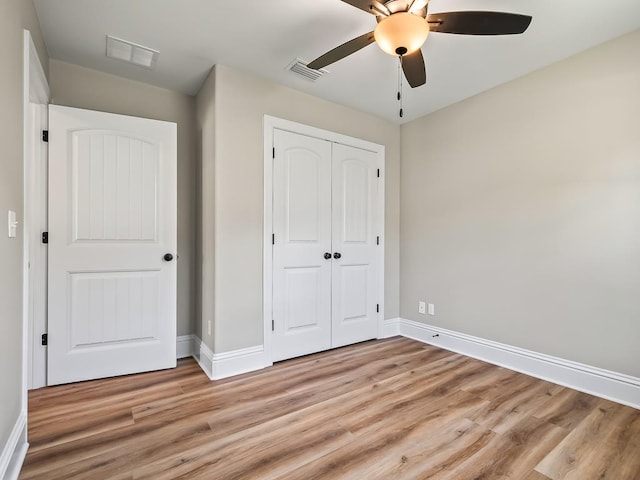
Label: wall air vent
xmin=106 ymin=35 xmax=159 ymax=69
xmin=286 ymin=58 xmax=327 ymax=82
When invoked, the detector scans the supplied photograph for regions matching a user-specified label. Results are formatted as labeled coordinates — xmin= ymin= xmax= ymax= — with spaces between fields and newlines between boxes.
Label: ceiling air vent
xmin=287 ymin=58 xmax=327 ymax=82
xmin=106 ymin=35 xmax=159 ymax=69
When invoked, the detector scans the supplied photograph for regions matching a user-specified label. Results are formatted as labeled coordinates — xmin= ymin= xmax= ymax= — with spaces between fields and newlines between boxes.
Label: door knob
xmin=333 ymin=252 xmax=342 ymax=259
xmin=324 ymin=252 xmax=332 ymax=260
xmin=163 ymin=253 xmax=174 ymax=262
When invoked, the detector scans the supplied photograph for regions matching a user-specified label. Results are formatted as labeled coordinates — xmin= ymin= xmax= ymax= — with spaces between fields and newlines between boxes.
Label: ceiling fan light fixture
xmin=374 ymin=12 xmax=429 ymax=56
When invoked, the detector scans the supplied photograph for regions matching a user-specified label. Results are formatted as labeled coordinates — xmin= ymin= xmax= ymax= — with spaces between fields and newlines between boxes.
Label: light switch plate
xmin=8 ymin=210 xmax=17 ymax=238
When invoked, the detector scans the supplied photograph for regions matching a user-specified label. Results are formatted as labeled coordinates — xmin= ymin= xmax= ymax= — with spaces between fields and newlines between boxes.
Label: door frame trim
xmin=23 ymin=30 xmax=49 ymax=393
xmin=262 ymin=115 xmax=386 ymax=363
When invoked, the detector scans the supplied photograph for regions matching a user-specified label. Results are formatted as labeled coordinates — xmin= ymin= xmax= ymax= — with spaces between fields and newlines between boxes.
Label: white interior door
xmin=48 ymin=105 xmax=177 ymax=385
xmin=271 ymin=126 xmax=382 ymax=362
xmin=272 ymin=129 xmax=332 ymax=362
xmin=331 ymin=143 xmax=380 ymax=347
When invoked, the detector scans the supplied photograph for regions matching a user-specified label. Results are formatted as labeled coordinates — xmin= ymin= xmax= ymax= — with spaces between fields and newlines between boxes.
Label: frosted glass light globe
xmin=374 ymin=12 xmax=430 ymax=56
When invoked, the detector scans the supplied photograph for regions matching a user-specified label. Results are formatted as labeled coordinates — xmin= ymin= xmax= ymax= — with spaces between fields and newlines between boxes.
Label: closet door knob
xmin=333 ymin=252 xmax=342 ymax=259
xmin=324 ymin=252 xmax=332 ymax=260
xmin=163 ymin=253 xmax=174 ymax=262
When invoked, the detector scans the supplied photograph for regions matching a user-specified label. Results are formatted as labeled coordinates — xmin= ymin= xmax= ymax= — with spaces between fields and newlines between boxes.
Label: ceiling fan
xmin=308 ymin=0 xmax=532 ymax=90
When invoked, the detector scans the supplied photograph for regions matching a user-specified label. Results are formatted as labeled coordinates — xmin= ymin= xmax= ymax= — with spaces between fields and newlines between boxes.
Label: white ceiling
xmin=34 ymin=0 xmax=640 ymax=124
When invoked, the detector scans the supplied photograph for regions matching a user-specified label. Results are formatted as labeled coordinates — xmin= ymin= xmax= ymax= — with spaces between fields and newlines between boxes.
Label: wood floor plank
xmin=398 ymin=417 xmax=566 ymax=480
xmin=20 ymin=420 xmax=216 ymax=480
xmin=524 ymin=471 xmax=552 ymax=480
xmin=28 ymin=381 xmax=185 ymax=451
xmin=432 ymin=415 xmax=568 ymax=479
xmin=277 ymin=418 xmax=495 ymax=480
xmin=28 ymin=360 xmax=197 ymax=405
xmin=131 ymin=412 xmax=354 ymax=480
xmin=337 ymin=377 xmax=488 ymax=436
xmin=131 ymin=338 xmax=418 ymax=423
xmin=375 ymin=353 xmax=494 ymax=395
xmin=20 ymin=338 xmax=640 ymax=480
xmin=465 ymin=377 xmax=563 ymax=434
xmin=132 ymin=379 xmax=408 ymax=479
xmin=274 ymin=390 xmax=493 ymax=480
xmin=377 ymin=420 xmax=495 ymax=480
xmin=535 ymin=399 xmax=640 ymax=479
xmin=532 ymin=387 xmax=601 ymax=430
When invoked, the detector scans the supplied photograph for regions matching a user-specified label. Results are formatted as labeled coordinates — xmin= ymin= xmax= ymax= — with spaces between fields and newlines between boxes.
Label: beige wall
xmin=195 ymin=68 xmax=216 ymax=345
xmin=49 ymin=60 xmax=197 ymax=336
xmin=400 ymin=30 xmax=640 ymax=377
xmin=201 ymin=65 xmax=400 ymax=352
xmin=0 ymin=0 xmax=47 ymax=457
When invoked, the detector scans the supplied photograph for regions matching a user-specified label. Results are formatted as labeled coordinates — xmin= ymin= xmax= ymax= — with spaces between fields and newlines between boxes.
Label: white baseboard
xmin=192 ymin=337 xmax=270 ymax=381
xmin=381 ymin=317 xmax=401 ymax=338
xmin=397 ymin=318 xmax=640 ymax=410
xmin=210 ymin=345 xmax=270 ymax=380
xmin=0 ymin=411 xmax=28 ymax=480
xmin=190 ymin=338 xmax=212 ymax=379
xmin=176 ymin=335 xmax=197 ymax=359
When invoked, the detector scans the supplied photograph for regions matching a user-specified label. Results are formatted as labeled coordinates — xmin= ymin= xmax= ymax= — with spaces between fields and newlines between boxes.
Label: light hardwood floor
xmin=20 ymin=337 xmax=640 ymax=479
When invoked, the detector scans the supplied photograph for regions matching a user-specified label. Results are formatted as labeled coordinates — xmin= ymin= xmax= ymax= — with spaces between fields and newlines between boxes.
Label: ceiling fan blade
xmin=402 ymin=49 xmax=426 ymax=88
xmin=408 ymin=0 xmax=429 ymax=14
xmin=427 ymin=11 xmax=532 ymax=35
xmin=308 ymin=31 xmax=376 ymax=70
xmin=340 ymin=0 xmax=378 ymax=15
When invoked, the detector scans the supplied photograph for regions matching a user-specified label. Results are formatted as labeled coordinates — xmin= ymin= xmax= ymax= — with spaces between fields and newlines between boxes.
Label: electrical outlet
xmin=8 ymin=210 xmax=17 ymax=238
xmin=418 ymin=301 xmax=426 ymax=314
xmin=207 ymin=320 xmax=212 ymax=336
xmin=428 ymin=303 xmax=435 ymax=316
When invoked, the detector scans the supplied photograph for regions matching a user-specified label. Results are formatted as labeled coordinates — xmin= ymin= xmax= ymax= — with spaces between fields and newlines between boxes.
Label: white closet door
xmin=331 ymin=143 xmax=380 ymax=347
xmin=272 ymin=129 xmax=332 ymax=362
xmin=48 ymin=105 xmax=177 ymax=385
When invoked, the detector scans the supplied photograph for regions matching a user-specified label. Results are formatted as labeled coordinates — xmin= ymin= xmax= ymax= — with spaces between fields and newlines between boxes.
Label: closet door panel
xmin=331 ymin=143 xmax=380 ymax=347
xmin=272 ymin=129 xmax=332 ymax=361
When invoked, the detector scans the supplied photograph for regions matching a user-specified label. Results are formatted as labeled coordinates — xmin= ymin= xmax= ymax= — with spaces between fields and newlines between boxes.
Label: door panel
xmin=69 ymin=271 xmax=159 ymax=347
xmin=286 ymin=153 xmax=321 ymax=242
xmin=284 ymin=267 xmax=321 ymax=330
xmin=48 ymin=105 xmax=177 ymax=385
xmin=272 ymin=129 xmax=332 ymax=362
xmin=73 ymin=132 xmax=158 ymax=241
xmin=71 ymin=131 xmax=159 ymax=241
xmin=340 ymin=264 xmax=370 ymax=321
xmin=342 ymin=160 xmax=370 ymax=243
xmin=332 ymin=143 xmax=379 ymax=347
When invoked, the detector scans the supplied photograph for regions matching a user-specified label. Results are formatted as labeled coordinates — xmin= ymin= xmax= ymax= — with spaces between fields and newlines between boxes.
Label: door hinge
xmin=376 ymin=236 xmax=379 ymax=245
xmin=377 ymin=168 xmax=380 ymax=178
xmin=376 ymin=304 xmax=379 ymax=313
xmin=272 ymin=319 xmax=275 ymax=331
xmin=42 ymin=232 xmax=48 ymax=244
xmin=272 ymin=233 xmax=275 ymax=245
xmin=42 ymin=130 xmax=48 ymax=142
xmin=41 ymin=333 xmax=48 ymax=346
xmin=272 ymin=147 xmax=275 ymax=159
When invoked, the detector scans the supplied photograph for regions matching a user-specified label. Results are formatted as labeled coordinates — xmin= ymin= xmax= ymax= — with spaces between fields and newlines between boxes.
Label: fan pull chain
xmin=397 ymin=56 xmax=404 ymax=118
